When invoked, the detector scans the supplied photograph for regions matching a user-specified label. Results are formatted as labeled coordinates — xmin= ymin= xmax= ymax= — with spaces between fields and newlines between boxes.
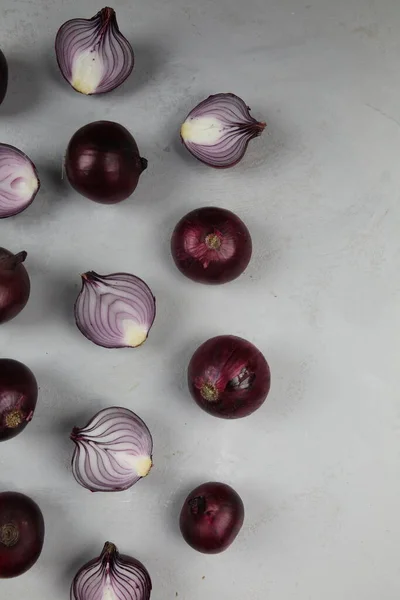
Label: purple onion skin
xmin=0 ymin=359 xmax=38 ymax=442
xmin=171 ymin=207 xmax=252 ymax=284
xmin=0 ymin=492 xmax=45 ymax=578
xmin=180 ymin=482 xmax=244 ymax=554
xmin=0 ymin=249 xmax=30 ymax=324
xmin=188 ymin=335 xmax=271 ymax=419
xmin=65 ymin=121 xmax=148 ymax=204
xmin=0 ymin=50 xmax=8 ymax=105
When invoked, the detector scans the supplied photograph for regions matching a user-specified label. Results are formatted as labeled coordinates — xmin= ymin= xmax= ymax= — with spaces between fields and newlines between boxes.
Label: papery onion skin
xmin=71 ymin=406 xmax=153 ymax=492
xmin=171 ymin=206 xmax=252 ymax=284
xmin=180 ymin=482 xmax=244 ymax=554
xmin=0 ymin=248 xmax=30 ymax=324
xmin=65 ymin=121 xmax=147 ymax=204
xmin=180 ymin=93 xmax=265 ymax=168
xmin=74 ymin=271 xmax=155 ymax=349
xmin=188 ymin=335 xmax=271 ymax=419
xmin=0 ymin=492 xmax=45 ymax=578
xmin=71 ymin=541 xmax=152 ymax=600
xmin=0 ymin=359 xmax=38 ymax=442
xmin=0 ymin=50 xmax=8 ymax=105
xmin=55 ymin=7 xmax=134 ymax=95
xmin=0 ymin=144 xmax=40 ymax=218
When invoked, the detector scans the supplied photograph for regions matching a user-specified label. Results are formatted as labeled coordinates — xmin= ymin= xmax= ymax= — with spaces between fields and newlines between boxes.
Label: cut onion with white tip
xmin=180 ymin=93 xmax=266 ymax=168
xmin=71 ymin=407 xmax=153 ymax=493
xmin=74 ymin=271 xmax=156 ymax=349
xmin=55 ymin=7 xmax=134 ymax=95
xmin=0 ymin=144 xmax=40 ymax=218
xmin=71 ymin=541 xmax=152 ymax=600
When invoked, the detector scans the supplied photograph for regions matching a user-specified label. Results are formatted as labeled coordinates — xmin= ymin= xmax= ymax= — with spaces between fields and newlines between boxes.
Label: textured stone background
xmin=1 ymin=0 xmax=399 ymax=598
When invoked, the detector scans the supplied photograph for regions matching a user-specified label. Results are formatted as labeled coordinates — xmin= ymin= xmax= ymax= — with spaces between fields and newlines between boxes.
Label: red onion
xmin=188 ymin=335 xmax=271 ymax=419
xmin=71 ymin=541 xmax=151 ymax=600
xmin=0 ymin=359 xmax=38 ymax=442
xmin=0 ymin=145 xmax=40 ymax=218
xmin=74 ymin=271 xmax=155 ymax=349
xmin=55 ymin=7 xmax=134 ymax=95
xmin=180 ymin=482 xmax=244 ymax=554
xmin=0 ymin=49 xmax=8 ymax=105
xmin=65 ymin=121 xmax=147 ymax=204
xmin=180 ymin=93 xmax=265 ymax=168
xmin=0 ymin=492 xmax=44 ymax=578
xmin=171 ymin=206 xmax=252 ymax=284
xmin=71 ymin=407 xmax=153 ymax=492
xmin=0 ymin=248 xmax=30 ymax=324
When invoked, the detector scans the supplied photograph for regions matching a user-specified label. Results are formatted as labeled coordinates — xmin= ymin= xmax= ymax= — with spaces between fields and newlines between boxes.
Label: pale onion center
xmin=102 ymin=584 xmax=117 ymax=600
xmin=71 ymin=49 xmax=104 ymax=95
xmin=117 ymin=452 xmax=152 ymax=477
xmin=123 ymin=321 xmax=148 ymax=347
xmin=181 ymin=117 xmax=224 ymax=145
xmin=10 ymin=175 xmax=38 ymax=200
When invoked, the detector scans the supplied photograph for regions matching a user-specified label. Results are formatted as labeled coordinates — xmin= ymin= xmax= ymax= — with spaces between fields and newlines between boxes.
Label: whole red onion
xmin=0 ymin=49 xmax=8 ymax=105
xmin=0 ymin=359 xmax=38 ymax=442
xmin=171 ymin=207 xmax=252 ymax=284
xmin=188 ymin=335 xmax=271 ymax=419
xmin=65 ymin=121 xmax=148 ymax=204
xmin=180 ymin=482 xmax=244 ymax=554
xmin=0 ymin=492 xmax=45 ymax=578
xmin=0 ymin=248 xmax=30 ymax=324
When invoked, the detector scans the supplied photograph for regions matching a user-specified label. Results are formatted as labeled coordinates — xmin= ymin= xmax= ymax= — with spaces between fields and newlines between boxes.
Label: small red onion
xmin=0 ymin=49 xmax=8 ymax=105
xmin=188 ymin=335 xmax=271 ymax=419
xmin=0 ymin=145 xmax=40 ymax=218
xmin=0 ymin=248 xmax=30 ymax=324
xmin=171 ymin=206 xmax=252 ymax=284
xmin=65 ymin=121 xmax=147 ymax=204
xmin=55 ymin=7 xmax=134 ymax=95
xmin=0 ymin=359 xmax=38 ymax=442
xmin=74 ymin=271 xmax=155 ymax=349
xmin=180 ymin=482 xmax=244 ymax=554
xmin=71 ymin=407 xmax=153 ymax=492
xmin=71 ymin=542 xmax=151 ymax=600
xmin=180 ymin=93 xmax=265 ymax=168
xmin=0 ymin=492 xmax=45 ymax=578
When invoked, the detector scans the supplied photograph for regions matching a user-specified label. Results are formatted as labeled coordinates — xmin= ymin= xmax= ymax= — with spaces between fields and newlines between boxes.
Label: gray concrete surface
xmin=1 ymin=0 xmax=399 ymax=598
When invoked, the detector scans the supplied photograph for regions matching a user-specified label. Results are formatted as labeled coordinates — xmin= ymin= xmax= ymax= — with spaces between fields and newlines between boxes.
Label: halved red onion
xmin=0 ymin=145 xmax=40 ymax=218
xmin=74 ymin=271 xmax=156 ymax=349
xmin=0 ymin=49 xmax=8 ymax=105
xmin=55 ymin=7 xmax=134 ymax=95
xmin=180 ymin=93 xmax=266 ymax=168
xmin=71 ymin=542 xmax=152 ymax=600
xmin=70 ymin=407 xmax=153 ymax=492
